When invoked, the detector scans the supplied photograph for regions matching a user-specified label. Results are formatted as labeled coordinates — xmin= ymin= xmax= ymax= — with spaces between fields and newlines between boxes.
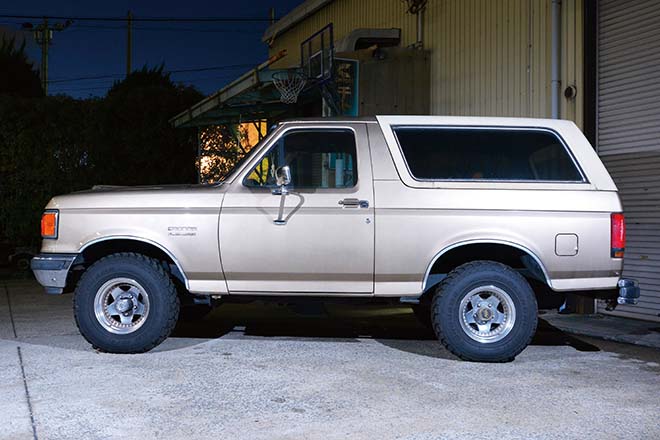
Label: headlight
xmin=41 ymin=210 xmax=59 ymax=239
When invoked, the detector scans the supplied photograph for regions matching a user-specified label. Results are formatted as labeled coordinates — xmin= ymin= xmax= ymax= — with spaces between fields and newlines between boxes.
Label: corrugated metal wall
xmin=596 ymin=0 xmax=660 ymax=156
xmin=269 ymin=0 xmax=584 ymax=126
xmin=424 ymin=0 xmax=531 ymax=117
xmin=269 ymin=0 xmax=418 ymax=69
xmin=596 ymin=0 xmax=660 ymax=322
xmin=423 ymin=0 xmax=583 ymax=125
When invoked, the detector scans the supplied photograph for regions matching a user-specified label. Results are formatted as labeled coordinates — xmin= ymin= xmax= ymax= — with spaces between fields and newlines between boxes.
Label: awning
xmin=170 ymin=50 xmax=317 ymax=128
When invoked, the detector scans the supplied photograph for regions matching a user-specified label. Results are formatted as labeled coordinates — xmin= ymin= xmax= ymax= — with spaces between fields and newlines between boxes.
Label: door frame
xmin=219 ymin=122 xmax=376 ymax=295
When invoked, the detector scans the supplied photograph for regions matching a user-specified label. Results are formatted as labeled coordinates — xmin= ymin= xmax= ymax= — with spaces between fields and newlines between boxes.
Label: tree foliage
xmin=199 ymin=125 xmax=251 ymax=183
xmin=89 ymin=65 xmax=203 ymax=185
xmin=0 ymin=65 xmax=203 ymax=246
xmin=0 ymin=36 xmax=43 ymax=98
xmin=0 ymin=95 xmax=95 ymax=245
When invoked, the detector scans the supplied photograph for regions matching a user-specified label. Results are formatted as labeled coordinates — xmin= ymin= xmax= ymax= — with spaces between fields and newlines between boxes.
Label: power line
xmin=67 ymin=24 xmax=264 ymax=33
xmin=0 ymin=14 xmax=275 ymax=22
xmin=49 ymin=72 xmax=243 ymax=87
xmin=171 ymin=74 xmax=241 ymax=83
xmin=49 ymin=85 xmax=117 ymax=92
xmin=49 ymin=73 xmax=239 ymax=93
xmin=0 ymin=20 xmax=266 ymax=32
xmin=1 ymin=23 xmax=265 ymax=35
xmin=47 ymin=63 xmax=256 ymax=83
xmin=0 ymin=20 xmax=267 ymax=35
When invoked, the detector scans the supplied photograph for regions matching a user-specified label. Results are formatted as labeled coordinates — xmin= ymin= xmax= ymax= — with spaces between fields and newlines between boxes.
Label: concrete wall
xmin=267 ymin=0 xmax=585 ymax=127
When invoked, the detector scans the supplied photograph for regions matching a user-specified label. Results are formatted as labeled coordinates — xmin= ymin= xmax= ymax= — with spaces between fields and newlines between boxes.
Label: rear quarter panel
xmin=371 ymin=116 xmax=623 ymax=296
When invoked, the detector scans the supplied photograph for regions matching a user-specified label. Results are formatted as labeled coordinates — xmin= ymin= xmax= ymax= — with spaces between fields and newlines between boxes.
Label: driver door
xmin=219 ymin=124 xmax=375 ymax=294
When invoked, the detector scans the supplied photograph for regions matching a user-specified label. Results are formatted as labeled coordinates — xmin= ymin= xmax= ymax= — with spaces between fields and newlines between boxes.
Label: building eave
xmin=170 ymin=50 xmax=287 ymax=128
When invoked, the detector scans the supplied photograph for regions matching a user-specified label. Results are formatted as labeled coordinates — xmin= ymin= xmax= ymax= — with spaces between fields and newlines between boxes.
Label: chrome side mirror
xmin=276 ymin=166 xmax=291 ymax=186
xmin=273 ymin=166 xmax=291 ymax=195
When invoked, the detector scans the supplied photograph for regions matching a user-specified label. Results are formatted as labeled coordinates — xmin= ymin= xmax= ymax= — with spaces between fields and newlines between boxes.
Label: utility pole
xmin=126 ymin=10 xmax=133 ymax=76
xmin=270 ymin=7 xmax=275 ymax=25
xmin=24 ymin=17 xmax=72 ymax=94
xmin=38 ymin=18 xmax=50 ymax=94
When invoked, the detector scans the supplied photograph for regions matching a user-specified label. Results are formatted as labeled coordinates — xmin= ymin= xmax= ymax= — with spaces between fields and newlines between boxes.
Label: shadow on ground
xmin=169 ymin=302 xmax=599 ymax=358
xmin=0 ymin=267 xmax=33 ymax=281
xmin=4 ymin=278 xmax=599 ymax=358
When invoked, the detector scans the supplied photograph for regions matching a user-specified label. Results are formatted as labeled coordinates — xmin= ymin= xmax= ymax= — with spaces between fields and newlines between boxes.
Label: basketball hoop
xmin=272 ymin=69 xmax=307 ymax=104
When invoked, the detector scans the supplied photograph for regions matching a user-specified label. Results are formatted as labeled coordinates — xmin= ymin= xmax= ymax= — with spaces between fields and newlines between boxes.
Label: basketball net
xmin=272 ymin=70 xmax=307 ymax=104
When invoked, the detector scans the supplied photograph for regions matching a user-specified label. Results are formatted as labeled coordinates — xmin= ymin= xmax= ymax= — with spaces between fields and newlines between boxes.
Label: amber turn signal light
xmin=41 ymin=210 xmax=59 ymax=239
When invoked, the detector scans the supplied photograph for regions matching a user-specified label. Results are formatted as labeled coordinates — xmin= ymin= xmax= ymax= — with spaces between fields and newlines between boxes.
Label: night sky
xmin=0 ymin=0 xmax=303 ymax=98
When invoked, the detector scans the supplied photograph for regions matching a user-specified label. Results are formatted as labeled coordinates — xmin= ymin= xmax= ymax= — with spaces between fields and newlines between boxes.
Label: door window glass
xmin=244 ymin=129 xmax=358 ymax=188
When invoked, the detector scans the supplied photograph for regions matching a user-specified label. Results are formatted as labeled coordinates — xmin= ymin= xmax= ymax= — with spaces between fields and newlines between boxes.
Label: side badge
xmin=168 ymin=226 xmax=197 ymax=237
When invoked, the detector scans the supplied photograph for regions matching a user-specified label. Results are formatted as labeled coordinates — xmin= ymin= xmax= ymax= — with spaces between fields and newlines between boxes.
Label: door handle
xmin=338 ymin=198 xmax=369 ymax=208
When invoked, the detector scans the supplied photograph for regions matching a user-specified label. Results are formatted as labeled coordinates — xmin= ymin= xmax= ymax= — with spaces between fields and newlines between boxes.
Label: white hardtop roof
xmin=375 ymin=115 xmax=579 ymax=130
xmin=273 ymin=115 xmax=616 ymax=191
xmin=279 ymin=115 xmax=579 ymax=129
xmin=373 ymin=116 xmax=617 ymax=192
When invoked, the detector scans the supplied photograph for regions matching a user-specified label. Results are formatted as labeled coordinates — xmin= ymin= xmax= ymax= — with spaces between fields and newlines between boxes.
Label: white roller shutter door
xmin=596 ymin=0 xmax=660 ymax=321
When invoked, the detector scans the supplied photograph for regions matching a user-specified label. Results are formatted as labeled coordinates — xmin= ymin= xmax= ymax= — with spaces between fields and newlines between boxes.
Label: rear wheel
xmin=74 ymin=253 xmax=179 ymax=353
xmin=431 ymin=261 xmax=537 ymax=362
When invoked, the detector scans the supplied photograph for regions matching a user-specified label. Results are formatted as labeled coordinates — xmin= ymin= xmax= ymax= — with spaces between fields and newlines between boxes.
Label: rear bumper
xmin=551 ymin=278 xmax=641 ymax=309
xmin=617 ymin=279 xmax=640 ymax=305
xmin=30 ymin=253 xmax=80 ymax=294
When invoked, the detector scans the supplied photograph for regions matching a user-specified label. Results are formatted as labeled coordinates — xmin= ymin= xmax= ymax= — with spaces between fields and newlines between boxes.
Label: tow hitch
xmin=617 ymin=279 xmax=640 ymax=305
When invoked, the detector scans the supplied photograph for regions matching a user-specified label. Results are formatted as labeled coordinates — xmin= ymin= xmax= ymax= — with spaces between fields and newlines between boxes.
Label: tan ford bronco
xmin=31 ymin=116 xmax=640 ymax=361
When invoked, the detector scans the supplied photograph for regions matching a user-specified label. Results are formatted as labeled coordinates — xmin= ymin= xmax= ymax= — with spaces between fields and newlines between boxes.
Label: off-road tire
xmin=431 ymin=261 xmax=537 ymax=362
xmin=74 ymin=253 xmax=180 ymax=353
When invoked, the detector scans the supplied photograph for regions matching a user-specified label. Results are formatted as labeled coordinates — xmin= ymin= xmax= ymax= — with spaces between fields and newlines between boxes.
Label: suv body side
xmin=31 ymin=115 xmax=637 ymax=358
xmin=36 ymin=116 xmax=622 ymax=298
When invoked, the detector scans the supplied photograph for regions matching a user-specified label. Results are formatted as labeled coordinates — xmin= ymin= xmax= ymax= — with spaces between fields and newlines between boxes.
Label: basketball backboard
xmin=300 ymin=23 xmax=334 ymax=82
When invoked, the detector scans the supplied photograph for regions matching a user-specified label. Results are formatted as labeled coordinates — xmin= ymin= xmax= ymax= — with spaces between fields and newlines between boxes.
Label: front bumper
xmin=617 ymin=279 xmax=640 ymax=305
xmin=30 ymin=253 xmax=81 ymax=294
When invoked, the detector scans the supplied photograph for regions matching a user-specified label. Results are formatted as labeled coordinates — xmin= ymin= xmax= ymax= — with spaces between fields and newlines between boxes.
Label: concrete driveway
xmin=2 ymin=279 xmax=659 ymax=440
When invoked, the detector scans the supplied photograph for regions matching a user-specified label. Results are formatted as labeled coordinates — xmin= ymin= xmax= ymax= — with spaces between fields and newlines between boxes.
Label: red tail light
xmin=611 ymin=213 xmax=625 ymax=258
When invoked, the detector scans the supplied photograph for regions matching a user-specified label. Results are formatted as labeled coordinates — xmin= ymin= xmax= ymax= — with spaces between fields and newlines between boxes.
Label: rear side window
xmin=393 ymin=127 xmax=583 ymax=182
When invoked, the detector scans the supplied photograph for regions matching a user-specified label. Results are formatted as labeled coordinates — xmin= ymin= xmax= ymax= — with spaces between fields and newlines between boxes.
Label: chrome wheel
xmin=459 ymin=285 xmax=516 ymax=344
xmin=94 ymin=278 xmax=150 ymax=334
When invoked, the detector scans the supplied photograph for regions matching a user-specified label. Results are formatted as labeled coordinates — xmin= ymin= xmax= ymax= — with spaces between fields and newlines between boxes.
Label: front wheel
xmin=431 ymin=261 xmax=538 ymax=362
xmin=74 ymin=253 xmax=180 ymax=353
